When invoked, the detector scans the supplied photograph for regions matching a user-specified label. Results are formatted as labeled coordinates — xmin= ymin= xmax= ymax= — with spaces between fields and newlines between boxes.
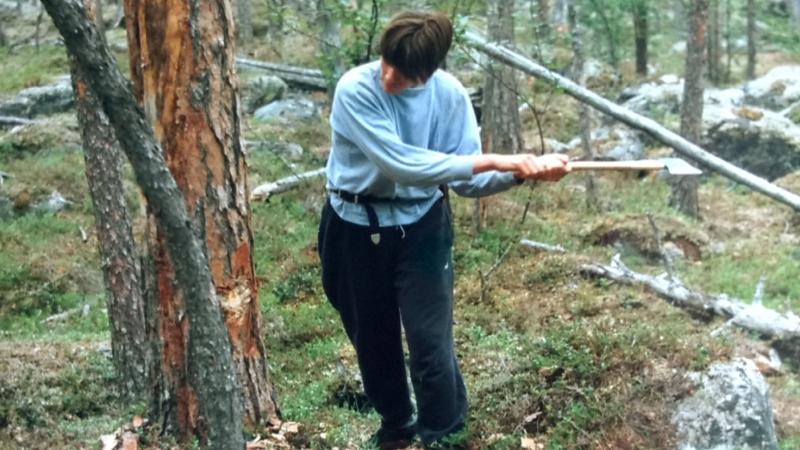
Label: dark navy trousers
xmin=318 ymin=197 xmax=467 ymax=445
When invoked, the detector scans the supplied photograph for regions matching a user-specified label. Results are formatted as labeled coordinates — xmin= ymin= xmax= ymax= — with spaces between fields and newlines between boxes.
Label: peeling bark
xmin=40 ymin=0 xmax=245 ymax=448
xmin=123 ymin=0 xmax=279 ymax=436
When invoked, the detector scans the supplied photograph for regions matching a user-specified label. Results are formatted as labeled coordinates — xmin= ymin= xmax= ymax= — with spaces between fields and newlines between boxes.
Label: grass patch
xmin=0 ymin=45 xmax=68 ymax=94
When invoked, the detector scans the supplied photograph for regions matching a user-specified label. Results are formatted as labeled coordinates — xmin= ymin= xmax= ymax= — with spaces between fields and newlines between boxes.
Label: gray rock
xmin=673 ymin=358 xmax=778 ymax=450
xmin=0 ymin=76 xmax=74 ymax=118
xmin=35 ymin=190 xmax=72 ymax=214
xmin=703 ymin=105 xmax=800 ymax=180
xmin=242 ymin=75 xmax=288 ymax=114
xmin=743 ymin=66 xmax=800 ymax=111
xmin=0 ymin=195 xmax=12 ymax=219
xmin=604 ymin=128 xmax=645 ymax=161
xmin=254 ymin=96 xmax=319 ymax=124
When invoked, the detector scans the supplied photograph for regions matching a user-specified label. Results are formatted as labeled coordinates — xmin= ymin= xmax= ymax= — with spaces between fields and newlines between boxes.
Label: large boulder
xmin=619 ymin=77 xmax=800 ymax=180
xmin=0 ymin=76 xmax=74 ymax=118
xmin=703 ymin=105 xmax=800 ymax=180
xmin=241 ymin=75 xmax=288 ymax=114
xmin=672 ymin=358 xmax=779 ymax=450
xmin=743 ymin=66 xmax=800 ymax=111
xmin=254 ymin=96 xmax=320 ymax=124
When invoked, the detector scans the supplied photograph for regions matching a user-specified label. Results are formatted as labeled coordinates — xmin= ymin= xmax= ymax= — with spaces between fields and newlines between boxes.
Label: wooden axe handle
xmin=570 ymin=160 xmax=665 ymax=171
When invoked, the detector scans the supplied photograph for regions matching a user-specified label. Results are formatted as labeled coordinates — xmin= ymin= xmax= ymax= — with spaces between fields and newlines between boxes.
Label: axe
xmin=570 ymin=158 xmax=702 ymax=176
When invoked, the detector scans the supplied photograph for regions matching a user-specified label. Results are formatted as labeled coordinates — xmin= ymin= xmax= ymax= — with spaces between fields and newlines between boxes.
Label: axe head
xmin=661 ymin=158 xmax=703 ymax=176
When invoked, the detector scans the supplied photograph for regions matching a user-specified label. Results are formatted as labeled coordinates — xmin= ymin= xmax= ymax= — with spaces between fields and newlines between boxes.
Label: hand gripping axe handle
xmin=570 ymin=158 xmax=702 ymax=176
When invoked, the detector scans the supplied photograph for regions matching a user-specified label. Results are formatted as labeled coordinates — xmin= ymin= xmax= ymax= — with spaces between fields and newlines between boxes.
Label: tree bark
xmin=536 ymin=0 xmax=551 ymax=38
xmin=746 ymin=0 xmax=757 ymax=79
xmin=568 ymin=1 xmax=599 ymax=210
xmin=316 ymin=0 xmax=345 ymax=98
xmin=788 ymin=0 xmax=800 ymax=30
xmin=478 ymin=0 xmax=523 ymax=232
xmin=237 ymin=0 xmax=253 ymax=41
xmin=463 ymin=30 xmax=800 ymax=212
xmin=123 ymin=0 xmax=279 ymax=438
xmin=706 ymin=0 xmax=721 ymax=85
xmin=483 ymin=0 xmax=522 ymax=156
xmin=69 ymin=0 xmax=151 ymax=403
xmin=40 ymin=1 xmax=245 ymax=448
xmin=586 ymin=0 xmax=619 ymax=69
xmin=632 ymin=0 xmax=649 ymax=77
xmin=671 ymin=0 xmax=708 ymax=219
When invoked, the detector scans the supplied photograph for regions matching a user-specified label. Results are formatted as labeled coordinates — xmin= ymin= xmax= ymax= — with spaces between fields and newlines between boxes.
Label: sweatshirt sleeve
xmin=444 ymin=88 xmax=520 ymax=197
xmin=331 ymin=77 xmax=476 ymax=187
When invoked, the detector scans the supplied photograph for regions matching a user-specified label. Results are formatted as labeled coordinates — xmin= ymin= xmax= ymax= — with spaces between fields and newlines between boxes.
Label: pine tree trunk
xmin=632 ymin=0 xmax=648 ymax=77
xmin=483 ymin=0 xmax=523 ymax=156
xmin=237 ymin=0 xmax=253 ymax=41
xmin=316 ymin=0 xmax=344 ymax=98
xmin=568 ymin=1 xmax=599 ymax=210
xmin=671 ymin=0 xmax=708 ymax=219
xmin=707 ymin=0 xmax=721 ymax=85
xmin=478 ymin=0 xmax=523 ymax=231
xmin=746 ymin=0 xmax=757 ymax=79
xmin=41 ymin=0 xmax=246 ymax=447
xmin=123 ymin=0 xmax=279 ymax=438
xmin=70 ymin=0 xmax=151 ymax=403
xmin=537 ymin=0 xmax=551 ymax=38
xmin=789 ymin=0 xmax=800 ymax=28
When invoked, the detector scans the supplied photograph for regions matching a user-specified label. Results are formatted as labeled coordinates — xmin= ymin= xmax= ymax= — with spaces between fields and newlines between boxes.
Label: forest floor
xmin=2 ymin=5 xmax=800 ymax=450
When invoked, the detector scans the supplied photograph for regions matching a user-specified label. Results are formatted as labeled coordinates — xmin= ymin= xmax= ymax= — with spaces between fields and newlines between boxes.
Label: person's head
xmin=378 ymin=11 xmax=453 ymax=94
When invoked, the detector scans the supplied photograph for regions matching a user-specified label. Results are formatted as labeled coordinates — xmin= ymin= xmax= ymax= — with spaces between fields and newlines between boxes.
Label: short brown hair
xmin=378 ymin=11 xmax=453 ymax=83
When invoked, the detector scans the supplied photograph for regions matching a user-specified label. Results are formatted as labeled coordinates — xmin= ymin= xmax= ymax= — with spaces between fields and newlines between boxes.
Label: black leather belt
xmin=329 ymin=190 xmax=389 ymax=245
xmin=329 ymin=188 xmax=447 ymax=245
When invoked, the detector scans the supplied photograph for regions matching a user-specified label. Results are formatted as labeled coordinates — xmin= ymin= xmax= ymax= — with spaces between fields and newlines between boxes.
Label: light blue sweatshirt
xmin=326 ymin=60 xmax=519 ymax=227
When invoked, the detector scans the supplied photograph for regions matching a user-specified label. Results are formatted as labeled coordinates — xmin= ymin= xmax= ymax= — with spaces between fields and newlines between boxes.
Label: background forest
xmin=1 ymin=0 xmax=800 ymax=449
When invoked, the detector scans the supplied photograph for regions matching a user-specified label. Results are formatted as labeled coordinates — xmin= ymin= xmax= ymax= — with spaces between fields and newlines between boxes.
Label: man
xmin=318 ymin=11 xmax=570 ymax=449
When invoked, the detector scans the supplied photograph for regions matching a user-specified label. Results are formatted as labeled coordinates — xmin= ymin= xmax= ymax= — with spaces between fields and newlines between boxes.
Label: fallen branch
xmin=0 ymin=115 xmax=40 ymax=127
xmin=250 ymin=168 xmax=326 ymax=201
xmin=580 ymin=254 xmax=800 ymax=341
xmin=463 ymin=30 xmax=800 ymax=212
xmin=236 ymin=57 xmax=327 ymax=91
xmin=43 ymin=303 xmax=92 ymax=323
xmin=520 ymin=239 xmax=566 ymax=253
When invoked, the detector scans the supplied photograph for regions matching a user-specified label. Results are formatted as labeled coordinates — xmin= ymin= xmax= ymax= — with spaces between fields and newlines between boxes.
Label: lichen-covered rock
xmin=743 ymin=66 xmax=800 ymax=111
xmin=0 ymin=76 xmax=74 ymax=118
xmin=673 ymin=358 xmax=779 ymax=450
xmin=703 ymin=106 xmax=800 ymax=181
xmin=242 ymin=75 xmax=288 ymax=114
xmin=254 ymin=96 xmax=319 ymax=124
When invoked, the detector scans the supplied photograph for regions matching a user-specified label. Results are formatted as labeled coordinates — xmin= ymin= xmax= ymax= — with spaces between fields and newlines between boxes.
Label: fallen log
xmin=0 ymin=115 xmax=40 ymax=127
xmin=520 ymin=239 xmax=566 ymax=253
xmin=236 ymin=57 xmax=327 ymax=91
xmin=250 ymin=167 xmax=326 ymax=201
xmin=463 ymin=30 xmax=800 ymax=212
xmin=580 ymin=254 xmax=800 ymax=341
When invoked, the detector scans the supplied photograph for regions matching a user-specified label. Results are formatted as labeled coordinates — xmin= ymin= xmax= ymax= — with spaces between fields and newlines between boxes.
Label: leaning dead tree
xmin=463 ymin=31 xmax=800 ymax=212
xmin=40 ymin=1 xmax=245 ymax=448
xmin=580 ymin=254 xmax=800 ymax=342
